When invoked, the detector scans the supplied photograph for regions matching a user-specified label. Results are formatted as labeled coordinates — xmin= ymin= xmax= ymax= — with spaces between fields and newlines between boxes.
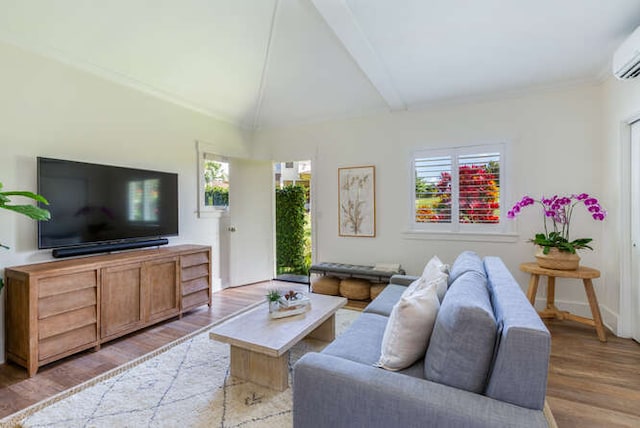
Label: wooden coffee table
xmin=209 ymin=293 xmax=347 ymax=391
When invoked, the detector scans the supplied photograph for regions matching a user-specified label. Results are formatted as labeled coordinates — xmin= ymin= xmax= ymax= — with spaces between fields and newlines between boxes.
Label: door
xmin=101 ymin=263 xmax=144 ymax=339
xmin=224 ymin=158 xmax=274 ymax=287
xmin=145 ymin=257 xmax=179 ymax=323
xmin=631 ymin=120 xmax=640 ymax=342
xmin=274 ymin=160 xmax=313 ymax=282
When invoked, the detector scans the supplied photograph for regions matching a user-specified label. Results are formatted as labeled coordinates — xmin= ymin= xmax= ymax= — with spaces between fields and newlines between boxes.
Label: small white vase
xmin=268 ymin=300 xmax=280 ymax=313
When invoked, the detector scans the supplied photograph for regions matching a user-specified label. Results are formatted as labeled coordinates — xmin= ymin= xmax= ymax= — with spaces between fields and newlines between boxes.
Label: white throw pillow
xmin=376 ymin=278 xmax=440 ymax=371
xmin=421 ymin=255 xmax=449 ymax=302
xmin=401 ymin=277 xmax=423 ymax=297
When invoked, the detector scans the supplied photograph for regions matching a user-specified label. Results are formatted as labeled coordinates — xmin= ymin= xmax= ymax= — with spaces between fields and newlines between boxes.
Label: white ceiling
xmin=1 ymin=0 xmax=639 ymax=130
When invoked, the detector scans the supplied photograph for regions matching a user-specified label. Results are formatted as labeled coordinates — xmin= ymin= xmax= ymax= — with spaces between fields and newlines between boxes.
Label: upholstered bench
xmin=309 ymin=262 xmax=405 ymax=301
xmin=309 ymin=262 xmax=405 ymax=282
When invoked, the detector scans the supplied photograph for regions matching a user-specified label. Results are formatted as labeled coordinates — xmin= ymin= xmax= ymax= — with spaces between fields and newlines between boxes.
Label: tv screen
xmin=38 ymin=157 xmax=178 ymax=249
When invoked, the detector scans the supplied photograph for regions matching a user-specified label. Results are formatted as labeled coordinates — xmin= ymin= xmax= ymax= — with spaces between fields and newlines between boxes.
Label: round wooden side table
xmin=519 ymin=262 xmax=607 ymax=342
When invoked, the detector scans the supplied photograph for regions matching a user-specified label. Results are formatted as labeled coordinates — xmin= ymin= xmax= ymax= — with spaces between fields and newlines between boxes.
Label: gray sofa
xmin=293 ymin=251 xmax=551 ymax=428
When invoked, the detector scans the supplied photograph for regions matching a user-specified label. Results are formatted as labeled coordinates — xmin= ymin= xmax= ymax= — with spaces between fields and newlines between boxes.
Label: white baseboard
xmin=211 ymin=277 xmax=223 ymax=293
xmin=534 ymin=297 xmax=618 ymax=336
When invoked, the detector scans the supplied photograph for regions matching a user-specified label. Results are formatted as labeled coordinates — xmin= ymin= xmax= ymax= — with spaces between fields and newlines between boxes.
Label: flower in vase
xmin=507 ymin=193 xmax=606 ymax=254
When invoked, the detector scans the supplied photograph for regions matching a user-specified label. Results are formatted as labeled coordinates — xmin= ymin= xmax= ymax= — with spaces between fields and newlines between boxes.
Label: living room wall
xmin=253 ymin=84 xmax=613 ymax=328
xmin=0 ymin=41 xmax=259 ymax=362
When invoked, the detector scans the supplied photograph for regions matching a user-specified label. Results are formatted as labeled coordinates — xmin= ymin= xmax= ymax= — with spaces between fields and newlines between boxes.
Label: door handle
xmin=228 ymin=226 xmax=237 ymax=232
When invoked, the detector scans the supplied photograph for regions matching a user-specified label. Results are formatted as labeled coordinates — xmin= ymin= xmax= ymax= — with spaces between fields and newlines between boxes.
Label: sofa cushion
xmin=322 ymin=312 xmax=389 ymax=365
xmin=322 ymin=311 xmax=426 ymax=380
xmin=376 ymin=278 xmax=440 ymax=371
xmin=424 ymin=271 xmax=497 ymax=393
xmin=363 ymin=284 xmax=406 ymax=317
xmin=448 ymin=251 xmax=485 ymax=285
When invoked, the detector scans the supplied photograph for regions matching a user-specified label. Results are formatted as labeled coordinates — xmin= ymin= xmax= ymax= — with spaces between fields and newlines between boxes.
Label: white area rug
xmin=3 ymin=309 xmax=359 ymax=428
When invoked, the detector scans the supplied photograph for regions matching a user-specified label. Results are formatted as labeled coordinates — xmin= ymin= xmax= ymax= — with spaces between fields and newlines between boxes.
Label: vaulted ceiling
xmin=1 ymin=0 xmax=639 ymax=130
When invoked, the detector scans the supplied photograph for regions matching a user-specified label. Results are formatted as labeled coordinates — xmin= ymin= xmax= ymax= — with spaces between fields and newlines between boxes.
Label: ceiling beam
xmin=310 ymin=0 xmax=406 ymax=111
xmin=252 ymin=0 xmax=281 ymax=130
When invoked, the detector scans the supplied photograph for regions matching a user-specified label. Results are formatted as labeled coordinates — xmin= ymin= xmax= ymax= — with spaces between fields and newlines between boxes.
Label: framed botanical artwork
xmin=338 ymin=165 xmax=376 ymax=237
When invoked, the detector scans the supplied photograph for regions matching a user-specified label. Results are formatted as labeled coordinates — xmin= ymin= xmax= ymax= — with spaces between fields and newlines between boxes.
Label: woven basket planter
xmin=535 ymin=247 xmax=580 ymax=270
xmin=339 ymin=278 xmax=371 ymax=300
xmin=370 ymin=283 xmax=387 ymax=300
xmin=312 ymin=276 xmax=340 ymax=296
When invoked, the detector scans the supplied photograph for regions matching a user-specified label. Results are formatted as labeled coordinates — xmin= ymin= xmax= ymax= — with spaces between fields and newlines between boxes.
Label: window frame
xmin=196 ymin=141 xmax=230 ymax=218
xmin=409 ymin=142 xmax=509 ymax=235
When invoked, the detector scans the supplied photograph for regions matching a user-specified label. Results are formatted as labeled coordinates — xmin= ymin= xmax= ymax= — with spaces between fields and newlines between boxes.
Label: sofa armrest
xmin=389 ymin=274 xmax=419 ymax=286
xmin=293 ymin=353 xmax=547 ymax=428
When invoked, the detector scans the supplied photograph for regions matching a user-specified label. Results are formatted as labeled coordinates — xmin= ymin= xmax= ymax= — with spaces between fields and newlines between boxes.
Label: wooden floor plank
xmin=0 ymin=281 xmax=638 ymax=427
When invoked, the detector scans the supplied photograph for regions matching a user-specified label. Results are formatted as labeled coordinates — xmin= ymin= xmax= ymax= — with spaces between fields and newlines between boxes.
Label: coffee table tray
xmin=269 ymin=303 xmax=310 ymax=319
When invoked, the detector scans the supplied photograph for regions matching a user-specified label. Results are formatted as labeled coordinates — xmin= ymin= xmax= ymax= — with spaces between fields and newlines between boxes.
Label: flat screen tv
xmin=38 ymin=157 xmax=178 ymax=251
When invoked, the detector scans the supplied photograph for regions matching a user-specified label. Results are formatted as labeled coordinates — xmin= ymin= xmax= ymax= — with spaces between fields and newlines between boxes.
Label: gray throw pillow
xmin=424 ymin=271 xmax=497 ymax=393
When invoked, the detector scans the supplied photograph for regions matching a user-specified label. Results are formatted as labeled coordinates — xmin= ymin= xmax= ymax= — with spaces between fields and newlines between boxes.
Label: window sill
xmin=402 ymin=230 xmax=519 ymax=243
xmin=196 ymin=208 xmax=227 ymax=219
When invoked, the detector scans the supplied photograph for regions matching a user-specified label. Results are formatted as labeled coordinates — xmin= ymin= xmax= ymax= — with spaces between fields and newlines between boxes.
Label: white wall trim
xmin=251 ymin=0 xmax=280 ymax=130
xmin=618 ymin=114 xmax=640 ymax=338
xmin=310 ymin=152 xmax=319 ymax=266
xmin=401 ymin=230 xmax=519 ymax=243
xmin=196 ymin=210 xmax=224 ymax=219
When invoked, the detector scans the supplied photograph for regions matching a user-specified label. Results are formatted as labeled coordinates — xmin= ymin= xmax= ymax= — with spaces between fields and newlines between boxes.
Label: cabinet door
xmin=145 ymin=257 xmax=180 ymax=323
xmin=101 ymin=263 xmax=144 ymax=339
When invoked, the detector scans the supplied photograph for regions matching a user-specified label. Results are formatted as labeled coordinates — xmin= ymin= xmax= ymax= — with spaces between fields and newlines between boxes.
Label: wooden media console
xmin=4 ymin=244 xmax=211 ymax=376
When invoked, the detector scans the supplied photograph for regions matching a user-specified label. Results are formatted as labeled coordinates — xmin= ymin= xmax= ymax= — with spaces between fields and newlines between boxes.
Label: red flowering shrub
xmin=416 ymin=165 xmax=499 ymax=224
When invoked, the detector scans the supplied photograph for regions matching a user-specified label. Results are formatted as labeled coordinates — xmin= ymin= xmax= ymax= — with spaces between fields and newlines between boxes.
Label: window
xmin=412 ymin=144 xmax=504 ymax=233
xmin=203 ymin=157 xmax=229 ymax=209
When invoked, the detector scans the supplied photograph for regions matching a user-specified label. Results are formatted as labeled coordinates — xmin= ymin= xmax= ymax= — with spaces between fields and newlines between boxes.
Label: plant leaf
xmin=2 ymin=204 xmax=51 ymax=220
xmin=0 ymin=191 xmax=49 ymax=205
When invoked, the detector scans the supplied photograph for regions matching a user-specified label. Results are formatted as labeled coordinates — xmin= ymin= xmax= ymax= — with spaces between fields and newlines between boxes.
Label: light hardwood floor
xmin=0 ymin=280 xmax=639 ymax=427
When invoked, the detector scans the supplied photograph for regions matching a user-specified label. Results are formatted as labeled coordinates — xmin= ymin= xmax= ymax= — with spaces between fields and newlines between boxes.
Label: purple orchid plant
xmin=508 ymin=193 xmax=606 ymax=254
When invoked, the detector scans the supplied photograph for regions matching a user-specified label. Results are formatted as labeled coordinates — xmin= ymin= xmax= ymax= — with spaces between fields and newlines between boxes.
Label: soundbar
xmin=52 ymin=238 xmax=169 ymax=258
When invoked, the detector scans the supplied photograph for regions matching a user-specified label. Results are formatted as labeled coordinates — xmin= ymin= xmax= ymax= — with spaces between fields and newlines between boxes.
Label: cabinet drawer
xmin=38 ymin=287 xmax=96 ymax=319
xmin=181 ymin=264 xmax=209 ymax=282
xmin=182 ymin=290 xmax=209 ymax=310
xmin=39 ymin=324 xmax=97 ymax=361
xmin=181 ymin=252 xmax=209 ymax=268
xmin=182 ymin=277 xmax=209 ymax=295
xmin=39 ymin=306 xmax=97 ymax=340
xmin=39 ymin=271 xmax=97 ymax=298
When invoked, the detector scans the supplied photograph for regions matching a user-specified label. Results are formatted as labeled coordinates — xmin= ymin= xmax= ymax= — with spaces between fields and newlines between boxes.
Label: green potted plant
xmin=1 ymin=181 xmax=50 ymax=291
xmin=266 ymin=289 xmax=282 ymax=313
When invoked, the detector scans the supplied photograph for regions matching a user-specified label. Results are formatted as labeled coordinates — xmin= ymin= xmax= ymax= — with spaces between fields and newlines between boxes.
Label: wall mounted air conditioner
xmin=613 ymin=25 xmax=640 ymax=79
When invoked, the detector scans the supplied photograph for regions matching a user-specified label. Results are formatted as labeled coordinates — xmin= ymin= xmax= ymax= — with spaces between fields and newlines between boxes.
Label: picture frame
xmin=338 ymin=165 xmax=376 ymax=237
